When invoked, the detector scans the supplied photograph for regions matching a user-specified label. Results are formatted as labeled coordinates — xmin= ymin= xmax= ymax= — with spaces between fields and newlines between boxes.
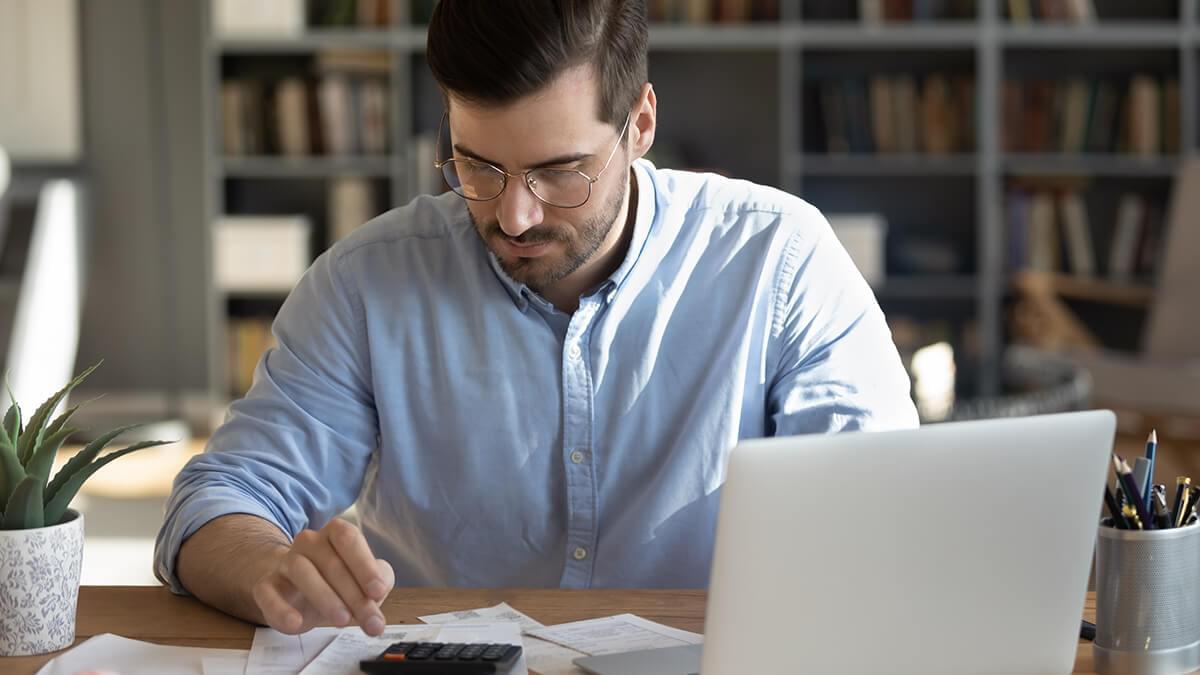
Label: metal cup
xmin=1094 ymin=521 xmax=1200 ymax=675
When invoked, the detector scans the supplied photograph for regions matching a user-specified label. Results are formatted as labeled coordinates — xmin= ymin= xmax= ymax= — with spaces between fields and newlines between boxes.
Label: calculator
xmin=359 ymin=641 xmax=523 ymax=673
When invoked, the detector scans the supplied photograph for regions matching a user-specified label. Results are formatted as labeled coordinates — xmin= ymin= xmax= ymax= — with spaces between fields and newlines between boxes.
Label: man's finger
xmin=308 ymin=538 xmax=384 ymax=630
xmin=280 ymin=553 xmax=352 ymax=627
xmin=325 ymin=519 xmax=389 ymax=601
xmin=253 ymin=577 xmax=306 ymax=634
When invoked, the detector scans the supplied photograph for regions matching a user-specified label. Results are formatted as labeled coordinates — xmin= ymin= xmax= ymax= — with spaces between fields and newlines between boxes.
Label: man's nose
xmin=496 ymin=175 xmax=544 ymax=238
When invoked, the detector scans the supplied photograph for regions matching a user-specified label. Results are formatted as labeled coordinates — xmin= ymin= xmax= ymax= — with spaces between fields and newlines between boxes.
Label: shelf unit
xmin=202 ymin=0 xmax=1198 ymax=411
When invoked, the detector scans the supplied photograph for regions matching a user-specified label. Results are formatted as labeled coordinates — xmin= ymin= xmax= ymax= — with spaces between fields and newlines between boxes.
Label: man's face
xmin=446 ymin=66 xmax=630 ymax=292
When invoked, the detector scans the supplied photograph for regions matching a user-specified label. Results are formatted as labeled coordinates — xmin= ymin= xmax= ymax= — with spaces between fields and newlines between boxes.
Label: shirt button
xmin=573 ymin=547 xmax=588 ymax=561
xmin=570 ymin=450 xmax=585 ymax=464
xmin=568 ymin=343 xmax=582 ymax=360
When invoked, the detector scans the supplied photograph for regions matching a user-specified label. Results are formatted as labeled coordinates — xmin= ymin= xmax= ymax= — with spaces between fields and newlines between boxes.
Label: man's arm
xmin=176 ymin=514 xmax=290 ymax=625
xmin=155 ymin=246 xmax=388 ymax=633
xmin=177 ymin=513 xmax=393 ymax=635
xmin=767 ymin=207 xmax=919 ymax=434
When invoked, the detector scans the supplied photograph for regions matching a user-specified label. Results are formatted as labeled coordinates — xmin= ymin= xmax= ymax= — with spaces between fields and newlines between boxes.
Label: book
xmin=329 ymin=177 xmax=377 ymax=242
xmin=318 ymin=74 xmax=353 ymax=155
xmin=1129 ymin=75 xmax=1161 ymax=156
xmin=1027 ymin=191 xmax=1058 ymax=272
xmin=1008 ymin=0 xmax=1033 ymax=23
xmin=213 ymin=215 xmax=312 ymax=292
xmin=1108 ymin=193 xmax=1145 ymax=281
xmin=920 ymin=75 xmax=951 ymax=154
xmin=274 ymin=77 xmax=310 ymax=156
xmin=827 ymin=213 xmax=888 ymax=287
xmin=212 ymin=0 xmax=303 ymax=36
xmin=892 ymin=75 xmax=920 ymax=153
xmin=820 ymin=85 xmax=850 ymax=154
xmin=1058 ymin=191 xmax=1095 ymax=277
xmin=869 ymin=76 xmax=896 ymax=154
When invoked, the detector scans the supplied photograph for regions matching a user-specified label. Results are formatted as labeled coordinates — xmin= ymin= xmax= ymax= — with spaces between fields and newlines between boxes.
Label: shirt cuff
xmin=153 ymin=487 xmax=288 ymax=595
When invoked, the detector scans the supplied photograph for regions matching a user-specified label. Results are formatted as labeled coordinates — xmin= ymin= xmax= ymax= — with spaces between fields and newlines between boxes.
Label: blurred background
xmin=1 ymin=0 xmax=1198 ymax=584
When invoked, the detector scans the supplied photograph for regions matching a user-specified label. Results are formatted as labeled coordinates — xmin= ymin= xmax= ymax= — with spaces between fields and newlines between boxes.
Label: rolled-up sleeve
xmin=154 ymin=247 xmax=379 ymax=594
xmin=766 ymin=206 xmax=919 ymax=436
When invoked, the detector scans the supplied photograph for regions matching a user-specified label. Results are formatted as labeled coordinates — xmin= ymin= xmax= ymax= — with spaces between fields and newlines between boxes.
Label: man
xmin=155 ymin=0 xmax=918 ymax=638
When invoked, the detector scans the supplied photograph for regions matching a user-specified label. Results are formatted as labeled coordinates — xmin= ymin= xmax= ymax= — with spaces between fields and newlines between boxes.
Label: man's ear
xmin=628 ymin=82 xmax=656 ymax=161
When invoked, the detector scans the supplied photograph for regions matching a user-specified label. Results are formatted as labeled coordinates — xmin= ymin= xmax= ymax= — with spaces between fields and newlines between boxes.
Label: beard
xmin=471 ymin=169 xmax=628 ymax=293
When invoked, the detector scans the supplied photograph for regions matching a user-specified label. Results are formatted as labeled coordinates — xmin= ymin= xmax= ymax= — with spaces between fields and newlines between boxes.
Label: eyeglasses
xmin=434 ymin=112 xmax=631 ymax=209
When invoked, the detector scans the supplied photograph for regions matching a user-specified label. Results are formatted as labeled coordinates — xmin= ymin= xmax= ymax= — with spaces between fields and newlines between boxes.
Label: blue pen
xmin=1144 ymin=429 xmax=1158 ymax=507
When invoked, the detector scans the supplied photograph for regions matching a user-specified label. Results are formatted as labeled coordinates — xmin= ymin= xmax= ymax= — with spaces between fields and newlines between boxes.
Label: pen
xmin=1104 ymin=485 xmax=1127 ymax=529
xmin=1122 ymin=503 xmax=1144 ymax=530
xmin=1114 ymin=456 xmax=1153 ymax=530
xmin=1174 ymin=477 xmax=1193 ymax=529
xmin=1133 ymin=457 xmax=1152 ymax=508
xmin=1145 ymin=429 xmax=1158 ymax=507
xmin=1152 ymin=486 xmax=1172 ymax=530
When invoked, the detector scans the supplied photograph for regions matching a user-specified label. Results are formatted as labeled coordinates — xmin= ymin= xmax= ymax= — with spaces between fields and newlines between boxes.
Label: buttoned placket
xmin=558 ymin=292 xmax=606 ymax=587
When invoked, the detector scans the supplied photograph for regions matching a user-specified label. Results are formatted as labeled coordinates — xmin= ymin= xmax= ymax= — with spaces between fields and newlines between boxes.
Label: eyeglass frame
xmin=433 ymin=111 xmax=632 ymax=209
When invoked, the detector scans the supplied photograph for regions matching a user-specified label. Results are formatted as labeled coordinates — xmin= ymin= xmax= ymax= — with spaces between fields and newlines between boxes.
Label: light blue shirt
xmin=155 ymin=159 xmax=918 ymax=592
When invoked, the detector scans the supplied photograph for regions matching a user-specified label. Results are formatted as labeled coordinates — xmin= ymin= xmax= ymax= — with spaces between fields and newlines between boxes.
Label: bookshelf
xmin=201 ymin=0 xmax=1198 ymax=415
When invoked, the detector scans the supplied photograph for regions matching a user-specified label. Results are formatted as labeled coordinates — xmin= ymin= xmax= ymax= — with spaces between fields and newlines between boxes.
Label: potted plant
xmin=0 ymin=363 xmax=171 ymax=656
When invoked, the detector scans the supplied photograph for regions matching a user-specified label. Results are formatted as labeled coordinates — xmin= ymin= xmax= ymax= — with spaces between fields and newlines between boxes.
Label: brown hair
xmin=427 ymin=0 xmax=648 ymax=127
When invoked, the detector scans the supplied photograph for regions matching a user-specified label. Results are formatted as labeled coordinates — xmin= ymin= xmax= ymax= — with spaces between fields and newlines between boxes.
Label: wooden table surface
xmin=4 ymin=586 xmax=1100 ymax=674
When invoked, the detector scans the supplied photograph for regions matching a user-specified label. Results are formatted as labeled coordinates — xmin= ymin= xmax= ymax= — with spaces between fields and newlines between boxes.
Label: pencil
xmin=1104 ymin=485 xmax=1127 ymax=529
xmin=1176 ymin=477 xmax=1194 ymax=529
xmin=1145 ymin=430 xmax=1158 ymax=507
xmin=1153 ymin=486 xmax=1172 ymax=530
xmin=1123 ymin=503 xmax=1144 ymax=530
xmin=1114 ymin=456 xmax=1154 ymax=530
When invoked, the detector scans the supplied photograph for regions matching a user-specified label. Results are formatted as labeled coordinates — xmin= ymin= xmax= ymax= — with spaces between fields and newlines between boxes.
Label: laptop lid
xmin=701 ymin=411 xmax=1115 ymax=675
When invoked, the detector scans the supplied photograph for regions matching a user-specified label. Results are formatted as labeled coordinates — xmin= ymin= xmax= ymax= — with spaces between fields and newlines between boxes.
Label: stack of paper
xmin=36 ymin=603 xmax=700 ymax=675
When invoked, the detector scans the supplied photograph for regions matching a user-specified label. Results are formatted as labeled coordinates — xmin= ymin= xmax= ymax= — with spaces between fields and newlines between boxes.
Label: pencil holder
xmin=1094 ymin=521 xmax=1200 ymax=675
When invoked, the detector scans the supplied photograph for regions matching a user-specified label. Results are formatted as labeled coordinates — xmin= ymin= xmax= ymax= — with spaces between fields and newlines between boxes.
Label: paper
xmin=526 ymin=614 xmax=702 ymax=657
xmin=297 ymin=622 xmax=527 ymax=675
xmin=201 ymin=653 xmax=250 ymax=675
xmin=419 ymin=602 xmax=545 ymax=632
xmin=419 ymin=602 xmax=588 ymax=674
xmin=520 ymin=636 xmax=591 ymax=675
xmin=296 ymin=625 xmax=439 ymax=675
xmin=35 ymin=633 xmax=248 ymax=675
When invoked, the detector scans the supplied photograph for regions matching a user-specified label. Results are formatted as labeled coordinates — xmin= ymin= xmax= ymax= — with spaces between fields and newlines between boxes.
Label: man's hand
xmin=251 ymin=518 xmax=395 ymax=636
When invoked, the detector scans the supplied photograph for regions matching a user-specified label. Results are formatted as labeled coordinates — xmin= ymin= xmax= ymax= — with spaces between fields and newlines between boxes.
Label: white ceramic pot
xmin=0 ymin=510 xmax=85 ymax=656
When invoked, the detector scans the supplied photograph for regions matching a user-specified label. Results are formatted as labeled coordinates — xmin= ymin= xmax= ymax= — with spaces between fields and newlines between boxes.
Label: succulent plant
xmin=0 ymin=362 xmax=172 ymax=530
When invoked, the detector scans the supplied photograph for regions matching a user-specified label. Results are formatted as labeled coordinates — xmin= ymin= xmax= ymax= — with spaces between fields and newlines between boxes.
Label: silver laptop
xmin=576 ymin=410 xmax=1115 ymax=675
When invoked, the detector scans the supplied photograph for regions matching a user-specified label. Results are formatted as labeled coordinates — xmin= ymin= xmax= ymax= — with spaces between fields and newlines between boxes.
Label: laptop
xmin=575 ymin=410 xmax=1116 ymax=675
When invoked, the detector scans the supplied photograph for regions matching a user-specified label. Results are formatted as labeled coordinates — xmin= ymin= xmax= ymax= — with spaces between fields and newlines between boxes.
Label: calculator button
xmin=385 ymin=642 xmax=414 ymax=654
xmin=434 ymin=643 xmax=464 ymax=659
xmin=458 ymin=644 xmax=485 ymax=660
xmin=482 ymin=644 xmax=510 ymax=661
xmin=382 ymin=653 xmax=407 ymax=661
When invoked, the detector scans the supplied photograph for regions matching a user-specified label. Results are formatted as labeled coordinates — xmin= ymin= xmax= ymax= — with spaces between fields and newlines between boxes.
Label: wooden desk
xmin=5 ymin=586 xmax=1100 ymax=674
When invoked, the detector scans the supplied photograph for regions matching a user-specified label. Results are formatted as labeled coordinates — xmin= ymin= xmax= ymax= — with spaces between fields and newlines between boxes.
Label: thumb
xmin=373 ymin=558 xmax=395 ymax=602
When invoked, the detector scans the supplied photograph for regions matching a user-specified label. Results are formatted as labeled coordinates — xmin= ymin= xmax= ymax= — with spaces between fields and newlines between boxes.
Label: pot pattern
xmin=0 ymin=516 xmax=84 ymax=656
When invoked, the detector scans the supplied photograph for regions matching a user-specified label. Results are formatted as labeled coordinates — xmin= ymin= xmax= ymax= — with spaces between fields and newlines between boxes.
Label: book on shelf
xmin=213 ymin=215 xmax=312 ymax=293
xmin=227 ymin=317 xmax=276 ymax=398
xmin=827 ymin=213 xmax=888 ymax=287
xmin=806 ymin=0 xmax=975 ymax=21
xmin=816 ymin=74 xmax=974 ymax=155
xmin=212 ymin=0 xmax=304 ymax=37
xmin=307 ymin=0 xmax=391 ymax=28
xmin=221 ymin=53 xmax=390 ymax=158
xmin=647 ymin=0 xmax=780 ymax=23
xmin=1007 ymin=186 xmax=1162 ymax=282
xmin=329 ymin=177 xmax=378 ymax=243
xmin=1007 ymin=0 xmax=1097 ymax=23
xmin=1003 ymin=75 xmax=1179 ymax=155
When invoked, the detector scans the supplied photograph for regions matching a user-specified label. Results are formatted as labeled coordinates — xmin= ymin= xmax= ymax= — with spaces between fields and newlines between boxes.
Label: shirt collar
xmin=486 ymin=158 xmax=658 ymax=312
